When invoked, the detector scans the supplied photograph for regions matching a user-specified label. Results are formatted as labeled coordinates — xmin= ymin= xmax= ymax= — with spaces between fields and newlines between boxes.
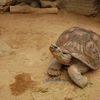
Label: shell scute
xmin=56 ymin=27 xmax=100 ymax=69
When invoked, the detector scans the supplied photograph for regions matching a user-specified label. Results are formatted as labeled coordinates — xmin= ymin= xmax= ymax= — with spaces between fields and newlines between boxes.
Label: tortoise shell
xmin=56 ymin=27 xmax=100 ymax=70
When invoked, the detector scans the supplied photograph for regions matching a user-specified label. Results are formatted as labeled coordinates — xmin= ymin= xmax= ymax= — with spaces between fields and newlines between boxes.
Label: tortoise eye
xmin=62 ymin=51 xmax=67 ymax=54
xmin=54 ymin=46 xmax=57 ymax=49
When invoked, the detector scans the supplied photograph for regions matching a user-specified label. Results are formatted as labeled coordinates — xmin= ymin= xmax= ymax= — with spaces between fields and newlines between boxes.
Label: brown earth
xmin=0 ymin=11 xmax=100 ymax=100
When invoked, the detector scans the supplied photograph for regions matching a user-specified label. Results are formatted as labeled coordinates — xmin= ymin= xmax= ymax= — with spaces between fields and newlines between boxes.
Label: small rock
xmin=2 ymin=5 xmax=9 ymax=12
xmin=30 ymin=1 xmax=40 ymax=8
xmin=40 ymin=0 xmax=58 ymax=8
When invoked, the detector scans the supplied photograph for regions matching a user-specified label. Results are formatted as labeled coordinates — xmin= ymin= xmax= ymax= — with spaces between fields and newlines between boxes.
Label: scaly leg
xmin=68 ymin=62 xmax=89 ymax=88
xmin=48 ymin=58 xmax=62 ymax=76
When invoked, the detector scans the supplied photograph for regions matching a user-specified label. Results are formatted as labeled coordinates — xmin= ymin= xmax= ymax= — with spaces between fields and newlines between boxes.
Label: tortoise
xmin=48 ymin=27 xmax=100 ymax=88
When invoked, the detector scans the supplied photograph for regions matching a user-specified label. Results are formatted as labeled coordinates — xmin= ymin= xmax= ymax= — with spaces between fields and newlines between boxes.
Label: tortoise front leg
xmin=48 ymin=58 xmax=62 ymax=76
xmin=68 ymin=63 xmax=89 ymax=88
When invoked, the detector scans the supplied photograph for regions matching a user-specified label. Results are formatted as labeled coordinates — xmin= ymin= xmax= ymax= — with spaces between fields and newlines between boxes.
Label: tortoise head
xmin=49 ymin=44 xmax=72 ymax=65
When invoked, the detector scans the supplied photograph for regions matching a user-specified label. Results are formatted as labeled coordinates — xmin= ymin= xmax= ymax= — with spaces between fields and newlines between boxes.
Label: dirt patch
xmin=0 ymin=12 xmax=100 ymax=100
xmin=10 ymin=73 xmax=36 ymax=96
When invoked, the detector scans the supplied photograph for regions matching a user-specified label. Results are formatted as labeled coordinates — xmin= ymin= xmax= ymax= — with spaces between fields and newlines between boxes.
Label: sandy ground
xmin=0 ymin=11 xmax=100 ymax=100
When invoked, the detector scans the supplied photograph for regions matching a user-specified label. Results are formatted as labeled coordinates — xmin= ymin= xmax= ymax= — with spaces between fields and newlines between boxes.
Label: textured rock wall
xmin=59 ymin=0 xmax=100 ymax=15
xmin=0 ymin=0 xmax=7 ymax=5
xmin=0 ymin=0 xmax=12 ymax=5
xmin=0 ymin=0 xmax=41 ymax=6
xmin=0 ymin=0 xmax=100 ymax=15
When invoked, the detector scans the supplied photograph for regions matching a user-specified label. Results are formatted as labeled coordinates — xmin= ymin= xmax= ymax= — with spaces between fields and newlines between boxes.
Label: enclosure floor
xmin=0 ymin=12 xmax=100 ymax=100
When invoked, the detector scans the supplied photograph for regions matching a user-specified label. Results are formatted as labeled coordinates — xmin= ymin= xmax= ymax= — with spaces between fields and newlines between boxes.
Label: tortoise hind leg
xmin=68 ymin=63 xmax=89 ymax=88
xmin=48 ymin=58 xmax=62 ymax=76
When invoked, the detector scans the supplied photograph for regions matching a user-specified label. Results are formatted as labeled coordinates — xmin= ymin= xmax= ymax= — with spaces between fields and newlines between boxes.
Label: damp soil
xmin=0 ymin=11 xmax=100 ymax=100
xmin=10 ymin=73 xmax=36 ymax=96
